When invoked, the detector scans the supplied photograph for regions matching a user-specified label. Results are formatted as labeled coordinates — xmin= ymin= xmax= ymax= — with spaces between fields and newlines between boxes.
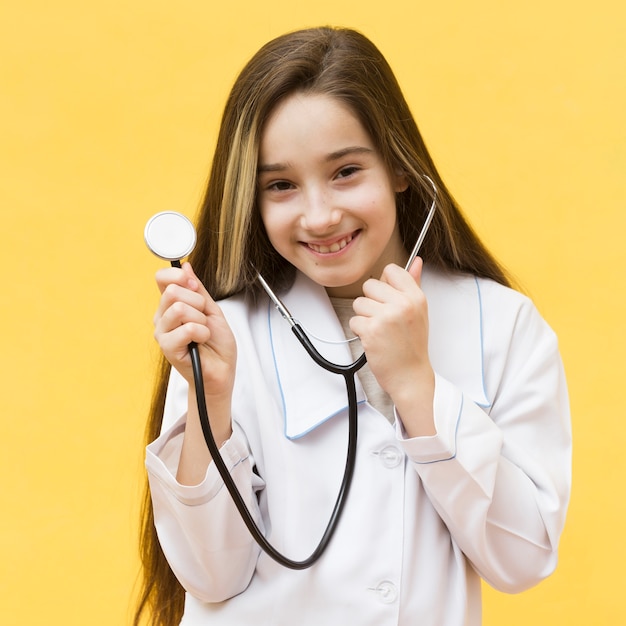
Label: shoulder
xmin=423 ymin=264 xmax=558 ymax=365
xmin=423 ymin=266 xmax=561 ymax=410
xmin=423 ymin=265 xmax=544 ymax=329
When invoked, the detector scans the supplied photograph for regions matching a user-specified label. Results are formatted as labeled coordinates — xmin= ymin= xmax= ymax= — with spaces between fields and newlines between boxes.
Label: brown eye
xmin=267 ymin=181 xmax=293 ymax=192
xmin=336 ymin=166 xmax=359 ymax=179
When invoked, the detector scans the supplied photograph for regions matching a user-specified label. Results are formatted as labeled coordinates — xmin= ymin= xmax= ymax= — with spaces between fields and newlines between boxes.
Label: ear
xmin=393 ymin=167 xmax=409 ymax=193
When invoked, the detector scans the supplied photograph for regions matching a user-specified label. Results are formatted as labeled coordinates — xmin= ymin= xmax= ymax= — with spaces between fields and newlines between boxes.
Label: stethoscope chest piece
xmin=144 ymin=211 xmax=197 ymax=262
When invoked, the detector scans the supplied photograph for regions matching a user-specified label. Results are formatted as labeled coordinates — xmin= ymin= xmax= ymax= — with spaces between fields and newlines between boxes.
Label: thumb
xmin=407 ymin=256 xmax=424 ymax=286
xmin=181 ymin=262 xmax=220 ymax=313
xmin=181 ymin=261 xmax=202 ymax=292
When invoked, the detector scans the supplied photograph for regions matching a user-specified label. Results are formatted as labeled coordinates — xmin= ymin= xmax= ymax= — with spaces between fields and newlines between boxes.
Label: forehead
xmin=259 ymin=93 xmax=374 ymax=163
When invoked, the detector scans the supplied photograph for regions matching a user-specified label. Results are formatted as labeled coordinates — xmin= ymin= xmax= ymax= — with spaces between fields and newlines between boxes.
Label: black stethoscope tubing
xmin=182 ymin=291 xmax=366 ymax=569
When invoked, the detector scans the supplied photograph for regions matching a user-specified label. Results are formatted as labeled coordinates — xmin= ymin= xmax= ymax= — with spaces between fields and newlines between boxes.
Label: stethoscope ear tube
xmin=404 ymin=175 xmax=437 ymax=272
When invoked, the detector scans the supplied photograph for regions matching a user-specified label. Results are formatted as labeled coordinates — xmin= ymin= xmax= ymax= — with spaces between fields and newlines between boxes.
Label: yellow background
xmin=1 ymin=0 xmax=624 ymax=624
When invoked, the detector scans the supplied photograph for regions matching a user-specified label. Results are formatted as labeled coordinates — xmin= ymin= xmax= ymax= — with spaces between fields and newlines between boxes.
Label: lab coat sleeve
xmin=146 ymin=415 xmax=265 ymax=602
xmin=397 ymin=292 xmax=571 ymax=593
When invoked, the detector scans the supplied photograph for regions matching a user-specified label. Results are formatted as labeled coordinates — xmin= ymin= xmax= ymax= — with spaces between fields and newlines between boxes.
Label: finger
xmin=181 ymin=262 xmax=223 ymax=316
xmin=155 ymin=261 xmax=218 ymax=321
xmin=155 ymin=266 xmax=191 ymax=294
xmin=155 ymin=263 xmax=206 ymax=305
xmin=407 ymin=256 xmax=424 ymax=286
xmin=360 ymin=268 xmax=410 ymax=304
xmin=158 ymin=321 xmax=212 ymax=349
xmin=352 ymin=293 xmax=383 ymax=317
xmin=156 ymin=322 xmax=212 ymax=360
xmin=377 ymin=262 xmax=421 ymax=289
xmin=156 ymin=299 xmax=209 ymax=334
xmin=154 ymin=282 xmax=208 ymax=323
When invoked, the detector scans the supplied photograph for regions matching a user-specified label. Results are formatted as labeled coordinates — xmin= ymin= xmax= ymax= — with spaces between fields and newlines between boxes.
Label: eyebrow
xmin=257 ymin=145 xmax=374 ymax=173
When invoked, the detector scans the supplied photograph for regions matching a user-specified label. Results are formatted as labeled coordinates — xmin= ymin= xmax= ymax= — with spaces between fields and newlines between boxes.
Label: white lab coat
xmin=146 ymin=266 xmax=571 ymax=626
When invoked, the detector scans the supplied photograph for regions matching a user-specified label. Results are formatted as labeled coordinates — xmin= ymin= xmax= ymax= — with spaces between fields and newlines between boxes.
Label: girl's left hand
xmin=350 ymin=258 xmax=435 ymax=435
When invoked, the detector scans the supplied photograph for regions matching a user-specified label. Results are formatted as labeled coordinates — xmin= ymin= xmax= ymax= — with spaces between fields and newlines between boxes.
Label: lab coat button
xmin=374 ymin=580 xmax=398 ymax=604
xmin=379 ymin=445 xmax=403 ymax=469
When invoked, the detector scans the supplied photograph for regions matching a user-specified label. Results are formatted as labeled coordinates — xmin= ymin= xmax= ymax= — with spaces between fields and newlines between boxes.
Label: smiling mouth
xmin=306 ymin=232 xmax=356 ymax=254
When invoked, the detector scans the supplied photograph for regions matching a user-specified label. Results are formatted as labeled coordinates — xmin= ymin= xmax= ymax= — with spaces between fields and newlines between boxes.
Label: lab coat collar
xmin=268 ymin=272 xmax=365 ymax=440
xmin=268 ymin=268 xmax=490 ymax=440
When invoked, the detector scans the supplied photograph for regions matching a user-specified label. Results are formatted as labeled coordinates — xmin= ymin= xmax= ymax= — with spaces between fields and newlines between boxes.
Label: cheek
xmin=259 ymin=206 xmax=290 ymax=251
xmin=259 ymin=201 xmax=276 ymax=235
xmin=360 ymin=184 xmax=399 ymax=221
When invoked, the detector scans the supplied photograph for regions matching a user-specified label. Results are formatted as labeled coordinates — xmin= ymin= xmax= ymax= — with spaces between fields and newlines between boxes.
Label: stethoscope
xmin=144 ymin=177 xmax=437 ymax=570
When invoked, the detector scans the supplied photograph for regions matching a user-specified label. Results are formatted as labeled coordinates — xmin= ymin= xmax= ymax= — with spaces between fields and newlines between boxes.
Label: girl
xmin=135 ymin=26 xmax=571 ymax=626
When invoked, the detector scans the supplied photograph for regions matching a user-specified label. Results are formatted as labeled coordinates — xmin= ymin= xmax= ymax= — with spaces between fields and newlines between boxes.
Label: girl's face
xmin=257 ymin=93 xmax=408 ymax=298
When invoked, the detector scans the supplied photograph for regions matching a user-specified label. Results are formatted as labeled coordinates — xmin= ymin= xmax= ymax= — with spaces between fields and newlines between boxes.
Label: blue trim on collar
xmin=267 ymin=298 xmax=289 ymax=436
xmin=475 ymin=277 xmax=492 ymax=409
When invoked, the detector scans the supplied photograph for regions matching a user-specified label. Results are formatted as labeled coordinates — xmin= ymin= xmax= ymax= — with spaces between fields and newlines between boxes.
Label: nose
xmin=300 ymin=187 xmax=341 ymax=232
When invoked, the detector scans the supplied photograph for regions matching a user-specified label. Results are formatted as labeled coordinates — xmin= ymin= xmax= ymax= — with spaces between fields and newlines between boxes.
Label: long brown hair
xmin=134 ymin=26 xmax=511 ymax=626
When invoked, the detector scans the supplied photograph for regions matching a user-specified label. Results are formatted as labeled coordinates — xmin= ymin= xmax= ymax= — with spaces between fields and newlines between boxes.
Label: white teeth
xmin=310 ymin=234 xmax=352 ymax=254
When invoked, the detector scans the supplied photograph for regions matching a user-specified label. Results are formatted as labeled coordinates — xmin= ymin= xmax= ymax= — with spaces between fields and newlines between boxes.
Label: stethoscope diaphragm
xmin=144 ymin=211 xmax=196 ymax=262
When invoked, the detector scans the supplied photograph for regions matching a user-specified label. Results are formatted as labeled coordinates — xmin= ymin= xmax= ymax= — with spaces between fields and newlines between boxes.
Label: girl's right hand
xmin=153 ymin=262 xmax=237 ymax=401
